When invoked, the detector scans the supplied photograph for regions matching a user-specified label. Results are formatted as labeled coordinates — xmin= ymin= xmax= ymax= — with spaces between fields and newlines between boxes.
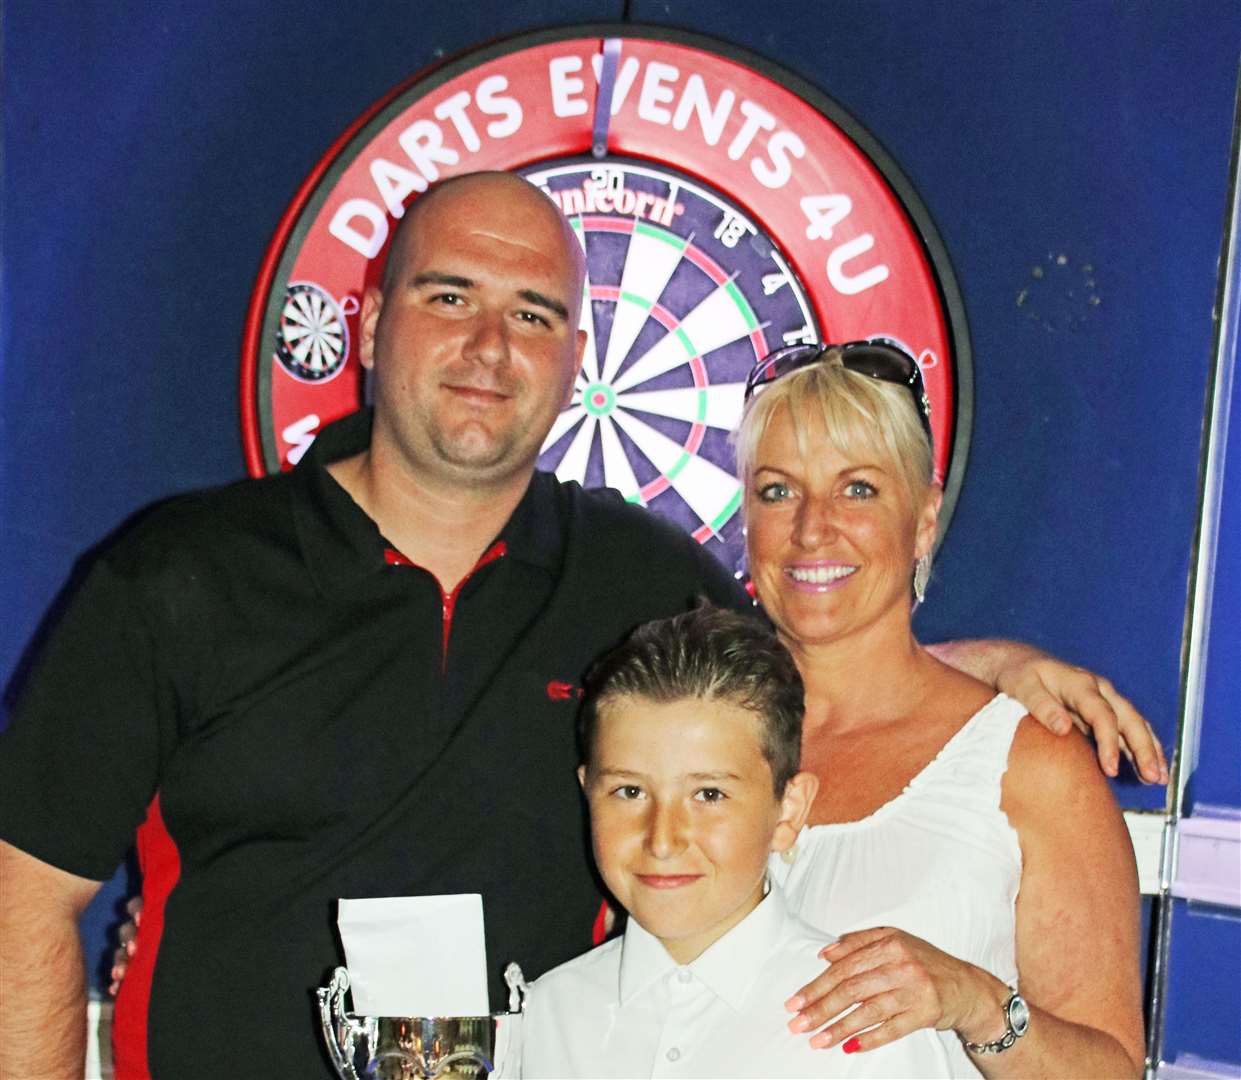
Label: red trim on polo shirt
xmin=592 ymin=899 xmax=611 ymax=946
xmin=112 ymin=793 xmax=181 ymax=1080
xmin=383 ymin=540 xmax=508 ymax=661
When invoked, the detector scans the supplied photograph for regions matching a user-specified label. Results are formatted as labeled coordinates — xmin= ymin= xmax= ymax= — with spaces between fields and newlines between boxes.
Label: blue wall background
xmin=3 ymin=0 xmax=1238 ymax=998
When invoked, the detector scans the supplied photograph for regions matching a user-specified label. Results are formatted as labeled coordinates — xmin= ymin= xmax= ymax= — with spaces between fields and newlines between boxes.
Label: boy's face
xmin=579 ymin=693 xmax=813 ymax=965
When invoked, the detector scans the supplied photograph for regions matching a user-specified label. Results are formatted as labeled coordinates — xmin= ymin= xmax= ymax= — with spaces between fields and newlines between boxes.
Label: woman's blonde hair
xmin=732 ymin=348 xmax=934 ymax=503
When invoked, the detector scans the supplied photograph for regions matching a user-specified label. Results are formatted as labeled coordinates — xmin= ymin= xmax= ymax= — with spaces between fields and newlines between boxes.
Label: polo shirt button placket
xmin=666 ymin=1046 xmax=681 ymax=1062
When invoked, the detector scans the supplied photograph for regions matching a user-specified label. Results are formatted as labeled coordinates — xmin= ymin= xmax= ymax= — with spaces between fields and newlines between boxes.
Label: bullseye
xmin=583 ymin=384 xmax=616 ymax=417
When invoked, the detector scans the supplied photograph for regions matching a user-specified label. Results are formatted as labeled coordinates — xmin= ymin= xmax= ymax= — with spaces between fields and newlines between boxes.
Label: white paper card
xmin=338 ymin=894 xmax=489 ymax=1017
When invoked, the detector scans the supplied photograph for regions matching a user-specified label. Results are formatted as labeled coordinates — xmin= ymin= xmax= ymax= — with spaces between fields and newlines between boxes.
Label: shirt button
xmin=676 ymin=968 xmax=692 ymax=983
xmin=666 ymin=1047 xmax=681 ymax=1062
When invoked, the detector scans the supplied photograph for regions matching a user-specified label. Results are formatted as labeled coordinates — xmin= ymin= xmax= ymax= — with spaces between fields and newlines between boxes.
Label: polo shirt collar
xmin=617 ymin=881 xmax=787 ymax=1013
xmin=292 ymin=409 xmax=566 ymax=593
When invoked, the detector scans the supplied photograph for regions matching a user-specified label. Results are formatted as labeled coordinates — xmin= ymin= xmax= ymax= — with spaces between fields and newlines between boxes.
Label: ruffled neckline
xmin=797 ymin=693 xmax=1016 ymax=837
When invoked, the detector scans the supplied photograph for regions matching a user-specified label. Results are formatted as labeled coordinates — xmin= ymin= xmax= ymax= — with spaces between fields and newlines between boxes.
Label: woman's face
xmin=744 ymin=404 xmax=939 ymax=654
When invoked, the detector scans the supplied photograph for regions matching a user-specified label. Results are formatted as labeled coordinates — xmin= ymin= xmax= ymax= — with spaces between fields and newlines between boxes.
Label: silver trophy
xmin=317 ymin=963 xmax=526 ymax=1080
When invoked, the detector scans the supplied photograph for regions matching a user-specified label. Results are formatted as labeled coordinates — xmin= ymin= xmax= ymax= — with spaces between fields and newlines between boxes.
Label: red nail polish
xmin=842 ymin=1037 xmax=861 ymax=1054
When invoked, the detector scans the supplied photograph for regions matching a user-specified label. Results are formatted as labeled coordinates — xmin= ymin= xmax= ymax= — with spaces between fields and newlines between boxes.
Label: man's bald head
xmin=381 ymin=171 xmax=586 ymax=301
xmin=357 ymin=169 xmax=590 ymax=495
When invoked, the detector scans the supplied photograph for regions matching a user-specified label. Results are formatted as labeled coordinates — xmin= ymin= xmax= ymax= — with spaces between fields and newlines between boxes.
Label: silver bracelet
xmin=962 ymin=989 xmax=1030 ymax=1055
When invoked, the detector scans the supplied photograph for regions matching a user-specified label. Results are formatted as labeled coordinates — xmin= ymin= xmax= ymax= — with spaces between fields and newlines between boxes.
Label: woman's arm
xmin=927 ymin=638 xmax=1167 ymax=783
xmin=785 ymin=718 xmax=1144 ymax=1077
xmin=988 ymin=715 xmax=1145 ymax=1076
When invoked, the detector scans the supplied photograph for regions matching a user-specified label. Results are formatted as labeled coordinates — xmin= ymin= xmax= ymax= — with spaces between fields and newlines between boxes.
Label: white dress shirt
xmin=520 ymin=883 xmax=955 ymax=1078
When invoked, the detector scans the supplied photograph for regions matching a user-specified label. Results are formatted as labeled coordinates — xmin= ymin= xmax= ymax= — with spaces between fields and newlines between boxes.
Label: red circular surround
xmin=241 ymin=25 xmax=971 ymax=540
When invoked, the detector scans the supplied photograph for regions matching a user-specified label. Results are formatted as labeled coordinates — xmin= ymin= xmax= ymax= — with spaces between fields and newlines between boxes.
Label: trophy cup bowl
xmin=317 ymin=965 xmax=525 ymax=1080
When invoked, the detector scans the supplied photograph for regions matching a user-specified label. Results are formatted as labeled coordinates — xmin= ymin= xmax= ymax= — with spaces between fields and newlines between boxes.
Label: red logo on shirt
xmin=546 ymin=681 xmax=582 ymax=701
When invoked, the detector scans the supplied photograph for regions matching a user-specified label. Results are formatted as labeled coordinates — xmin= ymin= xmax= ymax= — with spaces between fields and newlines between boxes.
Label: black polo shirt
xmin=0 ymin=409 xmax=745 ymax=1079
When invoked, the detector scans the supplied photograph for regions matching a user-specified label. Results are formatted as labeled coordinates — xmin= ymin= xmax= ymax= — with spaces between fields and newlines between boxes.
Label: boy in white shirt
xmin=521 ymin=606 xmax=949 ymax=1078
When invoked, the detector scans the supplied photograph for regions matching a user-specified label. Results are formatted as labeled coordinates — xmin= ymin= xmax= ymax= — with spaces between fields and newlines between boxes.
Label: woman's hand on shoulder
xmin=998 ymin=647 xmax=1165 ymax=782
xmin=785 ymin=927 xmax=1011 ymax=1053
xmin=929 ymin=639 xmax=1167 ymax=783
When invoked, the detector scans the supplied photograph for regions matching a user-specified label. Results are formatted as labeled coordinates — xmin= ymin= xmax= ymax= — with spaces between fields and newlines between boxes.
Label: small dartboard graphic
xmin=275 ymin=282 xmax=351 ymax=383
xmin=242 ymin=26 xmax=972 ymax=571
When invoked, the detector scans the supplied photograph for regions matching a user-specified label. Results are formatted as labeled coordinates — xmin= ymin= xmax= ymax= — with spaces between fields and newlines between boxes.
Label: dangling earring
xmin=913 ymin=553 xmax=931 ymax=605
xmin=735 ymin=537 xmax=759 ymax=606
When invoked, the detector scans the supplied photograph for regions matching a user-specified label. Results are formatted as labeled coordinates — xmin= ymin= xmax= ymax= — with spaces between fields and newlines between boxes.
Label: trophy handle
xmin=317 ymin=966 xmax=362 ymax=1080
xmin=503 ymin=963 xmax=528 ymax=1014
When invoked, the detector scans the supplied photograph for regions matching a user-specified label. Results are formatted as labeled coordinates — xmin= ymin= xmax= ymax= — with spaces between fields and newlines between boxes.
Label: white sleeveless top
xmin=770 ymin=693 xmax=1027 ymax=1078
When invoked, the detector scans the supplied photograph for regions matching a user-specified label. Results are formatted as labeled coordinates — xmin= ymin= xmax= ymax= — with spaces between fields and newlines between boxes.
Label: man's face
xmin=580 ymin=694 xmax=796 ymax=965
xmin=360 ymin=177 xmax=587 ymax=488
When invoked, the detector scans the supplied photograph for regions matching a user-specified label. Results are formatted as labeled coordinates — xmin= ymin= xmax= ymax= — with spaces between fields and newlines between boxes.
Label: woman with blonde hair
xmin=737 ymin=341 xmax=1144 ymax=1077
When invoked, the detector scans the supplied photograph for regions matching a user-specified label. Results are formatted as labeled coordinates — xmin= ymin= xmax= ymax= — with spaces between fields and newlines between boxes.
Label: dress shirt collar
xmin=617 ymin=880 xmax=788 ymax=1013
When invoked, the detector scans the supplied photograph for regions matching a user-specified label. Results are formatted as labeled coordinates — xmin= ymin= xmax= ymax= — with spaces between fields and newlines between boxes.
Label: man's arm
xmin=926 ymin=639 xmax=1168 ymax=783
xmin=0 ymin=841 xmax=103 ymax=1080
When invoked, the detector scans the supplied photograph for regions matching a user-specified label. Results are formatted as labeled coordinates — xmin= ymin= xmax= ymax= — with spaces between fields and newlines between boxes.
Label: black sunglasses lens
xmin=744 ymin=341 xmax=932 ymax=447
xmin=840 ymin=345 xmax=916 ymax=385
xmin=744 ymin=344 xmax=826 ymax=398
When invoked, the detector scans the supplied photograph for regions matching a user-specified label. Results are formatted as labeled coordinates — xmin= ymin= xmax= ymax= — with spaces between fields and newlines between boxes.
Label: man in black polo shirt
xmin=0 ymin=172 xmax=1163 ymax=1079
xmin=0 ymin=172 xmax=749 ymax=1079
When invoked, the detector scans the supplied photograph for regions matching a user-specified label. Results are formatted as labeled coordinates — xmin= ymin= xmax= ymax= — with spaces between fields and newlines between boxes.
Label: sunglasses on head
xmin=743 ymin=339 xmax=933 ymax=449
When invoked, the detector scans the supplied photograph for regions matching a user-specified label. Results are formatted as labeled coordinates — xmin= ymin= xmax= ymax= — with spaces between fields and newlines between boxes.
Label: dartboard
xmin=242 ymin=26 xmax=971 ymax=571
xmin=526 ymin=158 xmax=819 ymax=563
xmin=275 ymin=282 xmax=352 ymax=383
